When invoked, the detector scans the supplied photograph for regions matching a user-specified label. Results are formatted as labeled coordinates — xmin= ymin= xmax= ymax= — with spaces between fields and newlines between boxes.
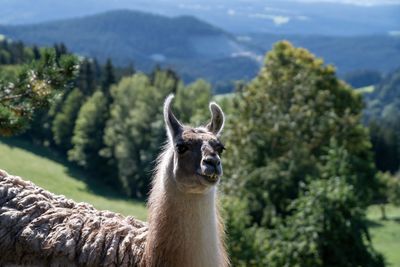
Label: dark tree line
xmin=364 ymin=68 xmax=400 ymax=174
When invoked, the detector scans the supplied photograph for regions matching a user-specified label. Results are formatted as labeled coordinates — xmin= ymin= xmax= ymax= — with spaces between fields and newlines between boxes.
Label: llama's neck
xmin=144 ymin=149 xmax=228 ymax=267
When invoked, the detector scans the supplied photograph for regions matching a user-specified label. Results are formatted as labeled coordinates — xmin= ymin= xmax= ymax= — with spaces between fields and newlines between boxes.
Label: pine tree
xmin=77 ymin=59 xmax=96 ymax=96
xmin=0 ymin=49 xmax=77 ymax=136
xmin=101 ymin=58 xmax=116 ymax=95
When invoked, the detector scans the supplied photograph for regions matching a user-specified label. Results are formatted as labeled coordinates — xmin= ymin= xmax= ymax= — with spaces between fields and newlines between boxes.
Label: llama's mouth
xmin=197 ymin=172 xmax=220 ymax=184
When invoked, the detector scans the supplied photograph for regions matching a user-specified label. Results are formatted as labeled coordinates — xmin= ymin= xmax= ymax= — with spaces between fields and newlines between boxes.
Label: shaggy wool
xmin=0 ymin=169 xmax=148 ymax=267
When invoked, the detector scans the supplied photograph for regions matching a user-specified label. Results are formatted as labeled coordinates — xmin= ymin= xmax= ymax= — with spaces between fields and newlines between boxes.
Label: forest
xmin=1 ymin=37 xmax=400 ymax=266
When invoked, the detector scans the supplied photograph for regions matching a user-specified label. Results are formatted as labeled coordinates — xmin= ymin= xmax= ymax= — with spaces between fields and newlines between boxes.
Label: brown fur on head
xmin=163 ymin=94 xmax=225 ymax=194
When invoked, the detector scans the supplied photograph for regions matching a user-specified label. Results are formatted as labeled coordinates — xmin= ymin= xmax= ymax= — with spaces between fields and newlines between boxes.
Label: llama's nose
xmin=203 ymin=156 xmax=220 ymax=168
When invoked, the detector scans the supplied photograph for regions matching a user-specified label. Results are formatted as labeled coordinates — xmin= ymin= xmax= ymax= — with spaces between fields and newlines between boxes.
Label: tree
xmin=224 ymin=41 xmax=376 ymax=225
xmin=369 ymin=121 xmax=400 ymax=173
xmin=102 ymin=69 xmax=212 ymax=197
xmin=266 ymin=176 xmax=384 ymax=267
xmin=68 ymin=90 xmax=115 ymax=185
xmin=101 ymin=58 xmax=116 ymax=94
xmin=51 ymin=88 xmax=84 ymax=151
xmin=0 ymin=49 xmax=77 ymax=136
xmin=221 ymin=41 xmax=382 ymax=266
xmin=32 ymin=45 xmax=41 ymax=60
xmin=76 ymin=58 xmax=96 ymax=96
xmin=375 ymin=172 xmax=400 ymax=220
xmin=365 ymin=68 xmax=400 ymax=173
xmin=174 ymin=79 xmax=212 ymax=125
xmin=102 ymin=72 xmax=173 ymax=197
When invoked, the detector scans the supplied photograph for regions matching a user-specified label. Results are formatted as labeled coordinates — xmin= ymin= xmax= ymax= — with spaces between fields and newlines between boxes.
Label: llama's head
xmin=163 ymin=94 xmax=225 ymax=194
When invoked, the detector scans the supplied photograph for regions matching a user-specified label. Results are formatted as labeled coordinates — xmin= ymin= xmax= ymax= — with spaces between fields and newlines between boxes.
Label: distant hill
xmin=363 ymin=68 xmax=400 ymax=121
xmin=247 ymin=33 xmax=400 ymax=74
xmin=0 ymin=0 xmax=399 ymax=36
xmin=0 ymin=10 xmax=259 ymax=87
xmin=0 ymin=9 xmax=399 ymax=92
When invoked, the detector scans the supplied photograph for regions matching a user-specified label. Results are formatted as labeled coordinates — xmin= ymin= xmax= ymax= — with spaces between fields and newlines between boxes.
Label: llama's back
xmin=0 ymin=169 xmax=147 ymax=267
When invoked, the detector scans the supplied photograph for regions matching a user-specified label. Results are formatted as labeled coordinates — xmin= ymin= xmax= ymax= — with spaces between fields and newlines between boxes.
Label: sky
xmin=291 ymin=0 xmax=400 ymax=5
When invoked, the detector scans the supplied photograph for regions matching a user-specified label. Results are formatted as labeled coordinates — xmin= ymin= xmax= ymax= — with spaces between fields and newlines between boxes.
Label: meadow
xmin=367 ymin=205 xmax=400 ymax=267
xmin=0 ymin=138 xmax=147 ymax=220
xmin=0 ymin=138 xmax=399 ymax=266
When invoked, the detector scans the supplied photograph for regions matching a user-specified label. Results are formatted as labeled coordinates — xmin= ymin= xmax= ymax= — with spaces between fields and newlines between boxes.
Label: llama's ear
xmin=206 ymin=102 xmax=225 ymax=136
xmin=164 ymin=94 xmax=183 ymax=142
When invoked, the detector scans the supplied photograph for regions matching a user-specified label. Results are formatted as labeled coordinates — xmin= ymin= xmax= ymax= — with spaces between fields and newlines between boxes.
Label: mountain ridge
xmin=0 ymin=9 xmax=399 ymax=92
xmin=0 ymin=9 xmax=260 ymax=89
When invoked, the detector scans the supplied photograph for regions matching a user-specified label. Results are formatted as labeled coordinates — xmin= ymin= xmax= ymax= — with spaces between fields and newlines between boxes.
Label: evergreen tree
xmin=52 ymin=88 xmax=84 ymax=151
xmin=365 ymin=68 xmax=400 ymax=173
xmin=101 ymin=58 xmax=116 ymax=95
xmin=77 ymin=59 xmax=96 ymax=96
xmin=0 ymin=49 xmax=77 ymax=136
xmin=32 ymin=45 xmax=41 ymax=60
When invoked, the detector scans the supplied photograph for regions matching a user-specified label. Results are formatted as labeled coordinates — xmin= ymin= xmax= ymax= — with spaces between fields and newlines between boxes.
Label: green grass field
xmin=0 ymin=138 xmax=147 ymax=220
xmin=1 ymin=138 xmax=399 ymax=266
xmin=368 ymin=205 xmax=400 ymax=267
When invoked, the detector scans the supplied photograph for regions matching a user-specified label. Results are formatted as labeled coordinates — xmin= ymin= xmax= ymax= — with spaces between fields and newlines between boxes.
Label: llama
xmin=0 ymin=94 xmax=229 ymax=267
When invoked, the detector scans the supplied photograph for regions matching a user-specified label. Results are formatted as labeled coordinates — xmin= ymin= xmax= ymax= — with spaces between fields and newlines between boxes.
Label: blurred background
xmin=0 ymin=0 xmax=399 ymax=266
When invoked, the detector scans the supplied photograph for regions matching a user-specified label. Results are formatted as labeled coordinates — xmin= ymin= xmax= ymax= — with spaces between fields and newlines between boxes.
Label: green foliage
xmin=175 ymin=79 xmax=212 ymax=125
xmin=221 ymin=196 xmax=269 ymax=267
xmin=52 ymin=88 xmax=84 ymax=150
xmin=225 ymin=146 xmax=384 ymax=267
xmin=225 ymin=41 xmax=375 ymax=221
xmin=365 ymin=68 xmax=400 ymax=173
xmin=68 ymin=90 xmax=111 ymax=178
xmin=0 ymin=40 xmax=34 ymax=65
xmin=388 ymin=175 xmax=400 ymax=206
xmin=102 ymin=70 xmax=213 ymax=197
xmin=222 ymin=41 xmax=381 ymax=266
xmin=102 ymin=72 xmax=175 ymax=197
xmin=1 ymin=38 xmax=391 ymax=266
xmin=369 ymin=121 xmax=400 ymax=173
xmin=0 ymin=48 xmax=77 ymax=136
xmin=76 ymin=58 xmax=97 ymax=96
xmin=101 ymin=58 xmax=116 ymax=93
xmin=265 ymin=177 xmax=384 ymax=267
xmin=376 ymin=172 xmax=400 ymax=207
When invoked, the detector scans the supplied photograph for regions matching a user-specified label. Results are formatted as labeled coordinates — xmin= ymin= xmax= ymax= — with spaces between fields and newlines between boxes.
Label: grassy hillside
xmin=0 ymin=138 xmax=147 ymax=220
xmin=368 ymin=205 xmax=400 ymax=267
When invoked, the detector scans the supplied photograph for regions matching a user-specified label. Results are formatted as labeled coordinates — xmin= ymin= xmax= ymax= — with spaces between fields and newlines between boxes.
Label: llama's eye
xmin=176 ymin=144 xmax=188 ymax=154
xmin=215 ymin=144 xmax=225 ymax=154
